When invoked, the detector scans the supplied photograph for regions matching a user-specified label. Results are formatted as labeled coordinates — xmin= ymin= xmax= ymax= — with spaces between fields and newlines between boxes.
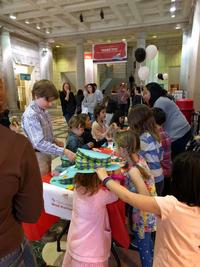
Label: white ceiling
xmin=0 ymin=0 xmax=195 ymax=45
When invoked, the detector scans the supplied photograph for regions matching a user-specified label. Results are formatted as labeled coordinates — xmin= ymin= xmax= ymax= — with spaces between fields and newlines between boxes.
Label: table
xmin=22 ymin=173 xmax=130 ymax=249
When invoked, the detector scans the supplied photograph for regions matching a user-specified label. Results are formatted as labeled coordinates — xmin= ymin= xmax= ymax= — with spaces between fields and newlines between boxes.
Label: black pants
xmin=155 ymin=180 xmax=164 ymax=196
xmin=162 ymin=176 xmax=171 ymax=196
xmin=171 ymin=129 xmax=191 ymax=160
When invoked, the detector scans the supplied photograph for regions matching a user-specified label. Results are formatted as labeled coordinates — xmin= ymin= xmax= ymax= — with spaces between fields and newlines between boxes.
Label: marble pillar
xmin=186 ymin=0 xmax=200 ymax=110
xmin=180 ymin=29 xmax=191 ymax=95
xmin=39 ymin=42 xmax=53 ymax=81
xmin=76 ymin=40 xmax=85 ymax=90
xmin=1 ymin=29 xmax=18 ymax=110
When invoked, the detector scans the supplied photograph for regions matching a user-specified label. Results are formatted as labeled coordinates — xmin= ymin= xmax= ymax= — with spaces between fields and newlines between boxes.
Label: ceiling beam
xmin=127 ymin=0 xmax=142 ymax=23
xmin=109 ymin=2 xmax=127 ymax=25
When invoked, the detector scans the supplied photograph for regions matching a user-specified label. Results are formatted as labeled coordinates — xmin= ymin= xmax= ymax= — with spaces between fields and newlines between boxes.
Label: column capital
xmin=76 ymin=38 xmax=85 ymax=45
xmin=136 ymin=32 xmax=146 ymax=40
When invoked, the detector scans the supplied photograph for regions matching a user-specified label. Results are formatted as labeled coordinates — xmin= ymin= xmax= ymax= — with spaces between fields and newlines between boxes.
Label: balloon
xmin=138 ymin=66 xmax=149 ymax=81
xmin=163 ymin=73 xmax=168 ymax=80
xmin=157 ymin=73 xmax=164 ymax=80
xmin=146 ymin=45 xmax=158 ymax=60
xmin=135 ymin=48 xmax=146 ymax=63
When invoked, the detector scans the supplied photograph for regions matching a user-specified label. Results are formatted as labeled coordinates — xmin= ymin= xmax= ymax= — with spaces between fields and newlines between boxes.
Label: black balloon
xmin=157 ymin=73 xmax=164 ymax=80
xmin=135 ymin=48 xmax=146 ymax=63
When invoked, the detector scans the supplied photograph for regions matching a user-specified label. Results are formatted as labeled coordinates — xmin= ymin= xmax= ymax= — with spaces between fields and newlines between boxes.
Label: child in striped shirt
xmin=152 ymin=107 xmax=172 ymax=196
xmin=128 ymin=104 xmax=164 ymax=196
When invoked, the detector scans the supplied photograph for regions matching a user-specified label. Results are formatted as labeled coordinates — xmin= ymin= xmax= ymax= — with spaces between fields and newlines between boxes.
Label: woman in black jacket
xmin=59 ymin=82 xmax=76 ymax=123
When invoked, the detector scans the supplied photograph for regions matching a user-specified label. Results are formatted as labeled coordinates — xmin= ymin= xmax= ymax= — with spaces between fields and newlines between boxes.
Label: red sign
xmin=84 ymin=52 xmax=92 ymax=59
xmin=92 ymin=41 xmax=127 ymax=63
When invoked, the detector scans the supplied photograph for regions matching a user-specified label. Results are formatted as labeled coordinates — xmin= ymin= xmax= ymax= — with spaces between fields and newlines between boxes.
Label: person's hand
xmin=109 ymin=122 xmax=118 ymax=130
xmin=64 ymin=149 xmax=76 ymax=162
xmin=96 ymin=167 xmax=108 ymax=181
xmin=54 ymin=139 xmax=64 ymax=147
xmin=87 ymin=142 xmax=94 ymax=148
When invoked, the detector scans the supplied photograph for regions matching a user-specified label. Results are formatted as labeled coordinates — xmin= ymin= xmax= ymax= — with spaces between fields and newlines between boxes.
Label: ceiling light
xmin=48 ymin=39 xmax=55 ymax=43
xmin=45 ymin=28 xmax=50 ymax=34
xmin=100 ymin=9 xmax=104 ymax=20
xmin=25 ymin=20 xmax=30 ymax=24
xmin=171 ymin=0 xmax=176 ymax=2
xmin=79 ymin=13 xmax=83 ymax=22
xmin=171 ymin=14 xmax=175 ymax=18
xmin=122 ymin=38 xmax=126 ymax=41
xmin=153 ymin=35 xmax=157 ymax=39
xmin=36 ymin=25 xmax=41 ymax=30
xmin=170 ymin=6 xmax=176 ymax=12
xmin=56 ymin=45 xmax=61 ymax=48
xmin=175 ymin=24 xmax=181 ymax=30
xmin=9 ymin=14 xmax=16 ymax=20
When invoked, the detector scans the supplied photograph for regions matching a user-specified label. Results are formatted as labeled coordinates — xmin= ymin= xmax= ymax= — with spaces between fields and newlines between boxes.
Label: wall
xmin=145 ymin=37 xmax=182 ymax=89
xmin=53 ymin=47 xmax=76 ymax=92
xmin=11 ymin=37 xmax=40 ymax=81
xmin=186 ymin=0 xmax=200 ymax=110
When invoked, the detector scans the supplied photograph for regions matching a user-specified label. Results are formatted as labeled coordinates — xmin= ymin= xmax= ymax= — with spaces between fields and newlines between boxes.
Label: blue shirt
xmin=21 ymin=101 xmax=64 ymax=156
xmin=154 ymin=97 xmax=190 ymax=142
xmin=139 ymin=132 xmax=164 ymax=183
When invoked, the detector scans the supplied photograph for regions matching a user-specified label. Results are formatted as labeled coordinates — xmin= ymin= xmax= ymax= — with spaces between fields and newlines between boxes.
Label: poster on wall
xmin=92 ymin=41 xmax=127 ymax=63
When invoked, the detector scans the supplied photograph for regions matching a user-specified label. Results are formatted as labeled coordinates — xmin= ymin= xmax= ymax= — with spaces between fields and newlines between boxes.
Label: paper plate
xmin=50 ymin=176 xmax=74 ymax=189
xmin=69 ymin=163 xmax=121 ymax=174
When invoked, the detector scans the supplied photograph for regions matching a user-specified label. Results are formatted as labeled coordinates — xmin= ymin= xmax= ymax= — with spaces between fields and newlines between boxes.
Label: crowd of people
xmin=0 ymin=78 xmax=199 ymax=267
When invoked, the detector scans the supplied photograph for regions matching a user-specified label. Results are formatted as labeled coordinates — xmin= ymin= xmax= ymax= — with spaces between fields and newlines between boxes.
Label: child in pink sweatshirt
xmin=62 ymin=172 xmax=117 ymax=267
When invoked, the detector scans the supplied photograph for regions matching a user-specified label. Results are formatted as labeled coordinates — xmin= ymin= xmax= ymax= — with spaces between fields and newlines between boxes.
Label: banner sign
xmin=92 ymin=41 xmax=127 ymax=63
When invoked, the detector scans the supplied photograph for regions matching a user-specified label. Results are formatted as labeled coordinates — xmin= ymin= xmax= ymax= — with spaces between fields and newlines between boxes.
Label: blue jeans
xmin=0 ymin=238 xmax=37 ymax=267
xmin=135 ymin=231 xmax=154 ymax=267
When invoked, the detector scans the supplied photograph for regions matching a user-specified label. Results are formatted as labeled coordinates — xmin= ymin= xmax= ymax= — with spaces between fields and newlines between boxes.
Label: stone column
xmin=135 ymin=32 xmax=146 ymax=85
xmin=187 ymin=0 xmax=200 ymax=110
xmin=39 ymin=42 xmax=53 ymax=80
xmin=1 ymin=29 xmax=18 ymax=110
xmin=180 ymin=29 xmax=191 ymax=95
xmin=76 ymin=39 xmax=85 ymax=90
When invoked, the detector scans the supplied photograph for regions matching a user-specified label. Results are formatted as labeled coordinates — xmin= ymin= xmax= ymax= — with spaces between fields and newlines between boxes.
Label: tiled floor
xmin=17 ymin=108 xmax=141 ymax=267
xmin=42 ymin=238 xmax=141 ymax=267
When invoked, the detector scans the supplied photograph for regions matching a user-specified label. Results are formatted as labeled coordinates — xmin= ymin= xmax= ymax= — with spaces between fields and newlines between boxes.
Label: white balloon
xmin=163 ymin=73 xmax=168 ymax=80
xmin=138 ymin=66 xmax=149 ymax=81
xmin=146 ymin=45 xmax=158 ymax=60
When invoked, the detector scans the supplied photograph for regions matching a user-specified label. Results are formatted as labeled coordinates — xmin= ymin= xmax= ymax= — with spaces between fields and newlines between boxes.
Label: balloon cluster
xmin=135 ymin=45 xmax=158 ymax=81
xmin=157 ymin=73 xmax=168 ymax=80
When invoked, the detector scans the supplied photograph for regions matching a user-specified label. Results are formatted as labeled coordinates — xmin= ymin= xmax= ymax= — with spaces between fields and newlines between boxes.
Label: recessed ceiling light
xmin=48 ymin=39 xmax=55 ymax=43
xmin=45 ymin=28 xmax=50 ymax=34
xmin=122 ymin=38 xmax=126 ymax=41
xmin=36 ymin=25 xmax=41 ymax=30
xmin=175 ymin=24 xmax=181 ymax=30
xmin=9 ymin=14 xmax=16 ymax=20
xmin=170 ymin=6 xmax=176 ymax=12
xmin=25 ymin=20 xmax=30 ymax=24
xmin=56 ymin=45 xmax=61 ymax=48
xmin=171 ymin=14 xmax=175 ymax=18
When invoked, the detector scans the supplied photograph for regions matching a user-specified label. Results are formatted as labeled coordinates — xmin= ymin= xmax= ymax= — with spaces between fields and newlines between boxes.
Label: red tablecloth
xmin=22 ymin=173 xmax=130 ymax=248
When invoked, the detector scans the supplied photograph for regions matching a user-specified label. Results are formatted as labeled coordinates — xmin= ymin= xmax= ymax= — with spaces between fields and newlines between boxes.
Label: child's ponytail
xmin=135 ymin=163 xmax=152 ymax=180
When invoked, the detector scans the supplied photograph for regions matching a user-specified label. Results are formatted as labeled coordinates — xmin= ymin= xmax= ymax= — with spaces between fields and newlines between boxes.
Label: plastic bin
xmin=176 ymin=98 xmax=194 ymax=124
